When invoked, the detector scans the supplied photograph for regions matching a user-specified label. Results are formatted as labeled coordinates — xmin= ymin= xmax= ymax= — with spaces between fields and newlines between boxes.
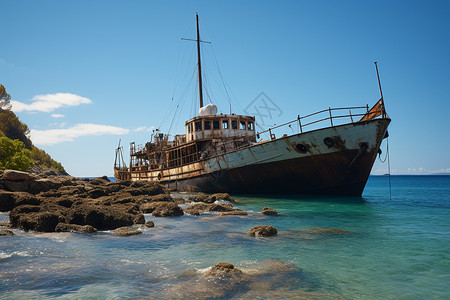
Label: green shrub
xmin=0 ymin=137 xmax=33 ymax=171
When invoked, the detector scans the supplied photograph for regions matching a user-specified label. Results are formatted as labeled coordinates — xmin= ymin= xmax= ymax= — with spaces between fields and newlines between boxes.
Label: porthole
xmin=295 ymin=144 xmax=308 ymax=153
xmin=324 ymin=137 xmax=335 ymax=148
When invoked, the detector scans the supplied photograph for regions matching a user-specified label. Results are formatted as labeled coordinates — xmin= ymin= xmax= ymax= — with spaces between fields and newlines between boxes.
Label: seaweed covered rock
xmin=248 ymin=225 xmax=278 ymax=237
xmin=205 ymin=262 xmax=242 ymax=277
xmin=10 ymin=208 xmax=63 ymax=232
xmin=55 ymin=223 xmax=97 ymax=233
xmin=151 ymin=202 xmax=184 ymax=217
xmin=261 ymin=207 xmax=278 ymax=216
xmin=184 ymin=203 xmax=235 ymax=215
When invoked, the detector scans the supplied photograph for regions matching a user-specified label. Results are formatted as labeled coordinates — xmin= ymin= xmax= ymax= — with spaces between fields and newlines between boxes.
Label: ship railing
xmin=208 ymin=105 xmax=374 ymax=155
xmin=260 ymin=105 xmax=371 ymax=141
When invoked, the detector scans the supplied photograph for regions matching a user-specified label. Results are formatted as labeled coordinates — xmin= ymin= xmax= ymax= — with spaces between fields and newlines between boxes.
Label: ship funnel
xmin=199 ymin=103 xmax=218 ymax=116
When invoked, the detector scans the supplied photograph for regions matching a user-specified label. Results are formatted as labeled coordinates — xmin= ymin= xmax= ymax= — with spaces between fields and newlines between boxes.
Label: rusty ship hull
xmin=119 ymin=117 xmax=389 ymax=196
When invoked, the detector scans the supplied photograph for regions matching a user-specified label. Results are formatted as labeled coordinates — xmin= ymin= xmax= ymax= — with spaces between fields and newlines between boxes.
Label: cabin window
xmin=222 ymin=120 xmax=229 ymax=129
xmin=195 ymin=121 xmax=202 ymax=131
xmin=232 ymin=120 xmax=238 ymax=129
xmin=213 ymin=120 xmax=220 ymax=130
xmin=204 ymin=120 xmax=211 ymax=130
xmin=240 ymin=121 xmax=246 ymax=130
xmin=248 ymin=122 xmax=254 ymax=130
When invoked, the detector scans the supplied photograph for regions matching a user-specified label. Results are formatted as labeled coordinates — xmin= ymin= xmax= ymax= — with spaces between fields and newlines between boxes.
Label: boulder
xmin=188 ymin=193 xmax=215 ymax=203
xmin=10 ymin=209 xmax=62 ymax=232
xmin=152 ymin=202 xmax=184 ymax=217
xmin=113 ymin=227 xmax=142 ymax=236
xmin=205 ymin=262 xmax=242 ymax=276
xmin=0 ymin=229 xmax=14 ymax=236
xmin=65 ymin=202 xmax=143 ymax=230
xmin=261 ymin=207 xmax=278 ymax=216
xmin=55 ymin=223 xmax=97 ymax=233
xmin=248 ymin=225 xmax=278 ymax=237
xmin=145 ymin=220 xmax=155 ymax=228
xmin=0 ymin=191 xmax=17 ymax=212
xmin=212 ymin=193 xmax=235 ymax=202
xmin=1 ymin=170 xmax=36 ymax=182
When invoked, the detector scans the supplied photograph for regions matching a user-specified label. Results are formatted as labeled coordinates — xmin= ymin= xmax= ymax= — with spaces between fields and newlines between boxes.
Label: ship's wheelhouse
xmin=185 ymin=114 xmax=256 ymax=142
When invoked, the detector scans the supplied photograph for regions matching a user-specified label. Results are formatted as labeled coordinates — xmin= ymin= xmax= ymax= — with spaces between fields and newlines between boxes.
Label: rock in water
xmin=261 ymin=207 xmax=278 ymax=216
xmin=151 ymin=202 xmax=184 ymax=217
xmin=248 ymin=225 xmax=277 ymax=237
xmin=113 ymin=227 xmax=142 ymax=236
xmin=0 ymin=229 xmax=14 ymax=236
xmin=205 ymin=262 xmax=242 ymax=276
xmin=145 ymin=221 xmax=155 ymax=228
xmin=218 ymin=210 xmax=248 ymax=217
xmin=55 ymin=223 xmax=97 ymax=233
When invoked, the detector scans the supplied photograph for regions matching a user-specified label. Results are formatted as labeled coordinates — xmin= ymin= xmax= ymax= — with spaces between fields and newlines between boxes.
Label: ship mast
xmin=196 ymin=13 xmax=204 ymax=108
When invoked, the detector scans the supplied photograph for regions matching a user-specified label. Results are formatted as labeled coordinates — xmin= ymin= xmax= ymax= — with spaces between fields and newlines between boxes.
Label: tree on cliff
xmin=0 ymin=137 xmax=33 ymax=171
xmin=0 ymin=84 xmax=12 ymax=110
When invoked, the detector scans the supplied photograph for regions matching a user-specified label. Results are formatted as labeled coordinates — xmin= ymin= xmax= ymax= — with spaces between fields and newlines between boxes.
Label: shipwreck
xmin=114 ymin=14 xmax=390 ymax=196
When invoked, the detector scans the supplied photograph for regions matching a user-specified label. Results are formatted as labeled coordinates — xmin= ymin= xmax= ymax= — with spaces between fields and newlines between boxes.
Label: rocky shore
xmin=0 ymin=169 xmax=279 ymax=234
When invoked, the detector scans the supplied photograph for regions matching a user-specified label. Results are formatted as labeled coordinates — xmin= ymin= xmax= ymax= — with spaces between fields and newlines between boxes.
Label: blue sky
xmin=1 ymin=0 xmax=449 ymax=177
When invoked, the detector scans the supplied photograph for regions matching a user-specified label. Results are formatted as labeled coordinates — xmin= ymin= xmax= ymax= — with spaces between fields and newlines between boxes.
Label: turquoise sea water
xmin=1 ymin=176 xmax=449 ymax=299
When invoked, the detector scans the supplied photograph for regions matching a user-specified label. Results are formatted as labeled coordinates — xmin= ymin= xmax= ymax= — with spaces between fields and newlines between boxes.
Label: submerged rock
xmin=261 ymin=207 xmax=278 ymax=216
xmin=248 ymin=225 xmax=278 ymax=237
xmin=299 ymin=227 xmax=352 ymax=234
xmin=113 ymin=227 xmax=142 ymax=236
xmin=218 ymin=210 xmax=248 ymax=217
xmin=185 ymin=203 xmax=235 ymax=215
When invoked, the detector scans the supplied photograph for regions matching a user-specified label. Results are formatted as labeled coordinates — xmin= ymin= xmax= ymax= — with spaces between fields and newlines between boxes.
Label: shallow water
xmin=1 ymin=176 xmax=449 ymax=299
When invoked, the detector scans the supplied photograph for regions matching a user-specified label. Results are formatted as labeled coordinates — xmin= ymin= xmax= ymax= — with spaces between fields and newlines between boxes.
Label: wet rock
xmin=184 ymin=203 xmax=235 ymax=215
xmin=65 ymin=202 xmax=143 ymax=230
xmin=205 ymin=262 xmax=242 ymax=276
xmin=123 ymin=182 xmax=165 ymax=196
xmin=152 ymin=202 xmax=184 ymax=217
xmin=212 ymin=193 xmax=235 ymax=202
xmin=1 ymin=170 xmax=36 ymax=182
xmin=145 ymin=220 xmax=155 ymax=228
xmin=0 ymin=229 xmax=14 ymax=236
xmin=261 ymin=207 xmax=278 ymax=216
xmin=172 ymin=197 xmax=187 ymax=204
xmin=0 ymin=191 xmax=17 ymax=211
xmin=188 ymin=193 xmax=215 ymax=203
xmin=0 ymin=221 xmax=11 ymax=227
xmin=55 ymin=223 xmax=97 ymax=233
xmin=218 ymin=210 xmax=248 ymax=217
xmin=248 ymin=225 xmax=277 ymax=237
xmin=10 ymin=209 xmax=62 ymax=232
xmin=113 ymin=227 xmax=142 ymax=236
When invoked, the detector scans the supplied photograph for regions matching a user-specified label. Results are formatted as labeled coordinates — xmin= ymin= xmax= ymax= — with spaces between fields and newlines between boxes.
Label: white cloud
xmin=134 ymin=126 xmax=155 ymax=132
xmin=11 ymin=93 xmax=92 ymax=113
xmin=51 ymin=113 xmax=65 ymax=118
xmin=30 ymin=123 xmax=129 ymax=145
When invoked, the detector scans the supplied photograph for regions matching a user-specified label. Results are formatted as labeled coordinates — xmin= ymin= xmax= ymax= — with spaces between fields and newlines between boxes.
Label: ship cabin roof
xmin=185 ymin=114 xmax=256 ymax=143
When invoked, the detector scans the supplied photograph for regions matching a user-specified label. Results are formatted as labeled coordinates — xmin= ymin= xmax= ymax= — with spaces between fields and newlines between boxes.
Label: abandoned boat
xmin=114 ymin=14 xmax=390 ymax=196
